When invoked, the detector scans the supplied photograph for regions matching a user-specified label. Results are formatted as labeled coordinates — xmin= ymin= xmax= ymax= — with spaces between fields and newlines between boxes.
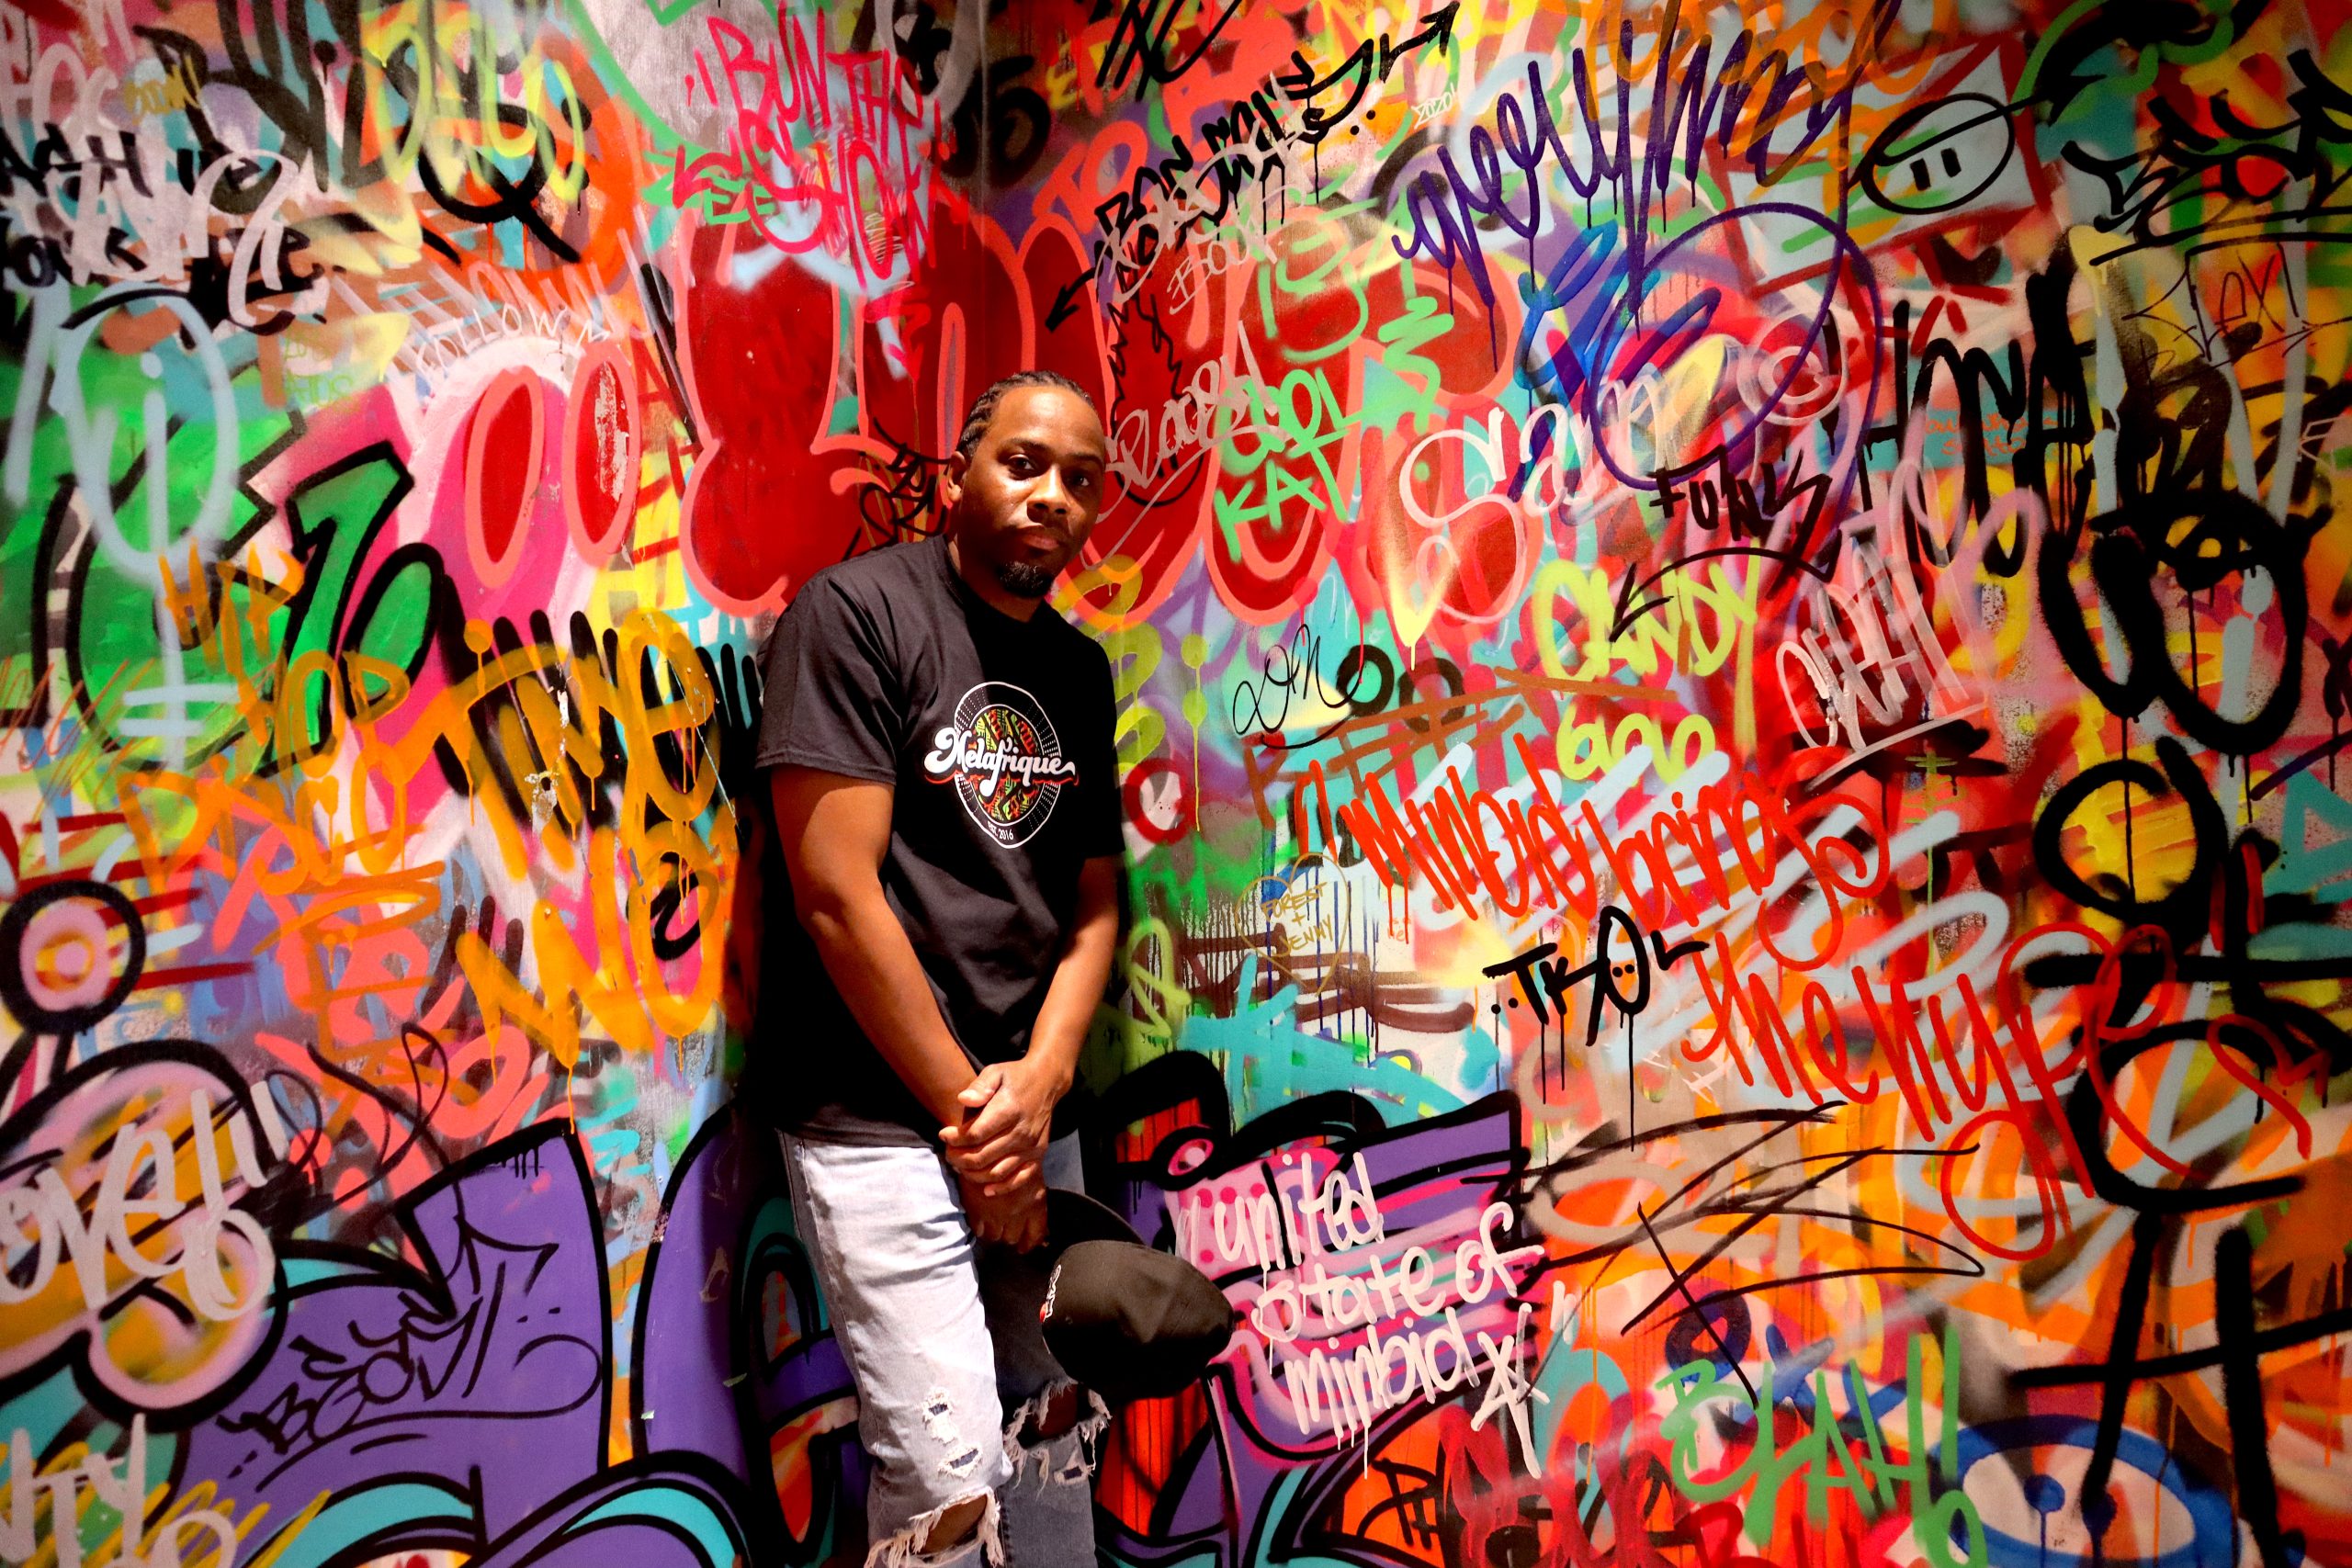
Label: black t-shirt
xmin=749 ymin=532 xmax=1123 ymax=1142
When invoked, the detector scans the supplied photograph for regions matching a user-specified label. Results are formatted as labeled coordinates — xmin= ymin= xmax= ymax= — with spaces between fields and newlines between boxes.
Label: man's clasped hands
xmin=940 ymin=1055 xmax=1068 ymax=1252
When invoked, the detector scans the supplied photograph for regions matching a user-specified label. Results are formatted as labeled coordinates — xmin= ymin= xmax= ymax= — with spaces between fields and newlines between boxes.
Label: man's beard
xmin=994 ymin=559 xmax=1056 ymax=598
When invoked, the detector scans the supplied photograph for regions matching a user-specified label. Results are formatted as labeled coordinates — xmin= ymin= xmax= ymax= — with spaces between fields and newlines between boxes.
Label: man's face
xmin=942 ymin=385 xmax=1109 ymax=599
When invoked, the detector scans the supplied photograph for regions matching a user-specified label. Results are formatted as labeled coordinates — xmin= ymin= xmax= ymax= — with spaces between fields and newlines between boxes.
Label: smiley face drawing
xmin=1861 ymin=94 xmax=2020 ymax=217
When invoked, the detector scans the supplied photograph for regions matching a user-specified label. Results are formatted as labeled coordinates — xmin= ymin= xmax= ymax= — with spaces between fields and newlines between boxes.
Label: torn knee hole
xmin=1025 ymin=1385 xmax=1082 ymax=1442
xmin=1002 ymin=1382 xmax=1111 ymax=1489
xmin=1007 ymin=1382 xmax=1108 ymax=1445
xmin=870 ymin=1489 xmax=1001 ymax=1568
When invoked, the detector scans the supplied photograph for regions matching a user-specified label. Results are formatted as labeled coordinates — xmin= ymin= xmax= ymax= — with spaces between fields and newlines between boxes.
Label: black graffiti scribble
xmin=190 ymin=0 xmax=591 ymax=248
xmin=1863 ymin=286 xmax=2096 ymax=571
xmin=1356 ymin=1455 xmax=1445 ymax=1551
xmin=1226 ymin=620 xmax=1464 ymax=750
xmin=1636 ymin=1200 xmax=1758 ymax=1404
xmin=2252 ymin=631 xmax=2352 ymax=798
xmin=886 ymin=3 xmax=1053 ymax=186
xmin=845 ymin=435 xmax=947 ymax=553
xmin=1606 ymin=545 xmax=1833 ymax=642
xmin=428 ymin=607 xmax=742 ymax=841
xmin=1094 ymin=0 xmax=1246 ymax=98
xmin=1483 ymin=908 xmax=1706 ymax=1052
xmin=1520 ymin=1107 xmax=1984 ymax=1337
xmin=2014 ymin=739 xmax=2345 ymax=1564
xmin=2000 ymin=1046 xmax=2331 ymax=1568
xmin=1654 ymin=446 xmax=1836 ymax=559
xmin=2059 ymin=49 xmax=2352 ymax=249
xmin=2026 ymin=736 xmax=2352 ymax=1072
xmin=1614 ymin=1143 xmax=1985 ymax=1336
xmin=2039 ymin=489 xmax=2319 ymax=756
xmin=1046 ymin=6 xmax=1456 ymax=329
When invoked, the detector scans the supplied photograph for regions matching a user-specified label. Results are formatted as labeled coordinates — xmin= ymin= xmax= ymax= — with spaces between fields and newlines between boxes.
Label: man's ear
xmin=940 ymin=448 xmax=969 ymax=511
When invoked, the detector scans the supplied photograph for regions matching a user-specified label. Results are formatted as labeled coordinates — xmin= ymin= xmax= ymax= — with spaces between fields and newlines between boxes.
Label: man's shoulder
xmin=798 ymin=537 xmax=934 ymax=610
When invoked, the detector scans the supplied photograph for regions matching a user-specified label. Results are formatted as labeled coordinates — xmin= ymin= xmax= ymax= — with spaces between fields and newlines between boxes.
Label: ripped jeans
xmin=780 ymin=1122 xmax=1105 ymax=1568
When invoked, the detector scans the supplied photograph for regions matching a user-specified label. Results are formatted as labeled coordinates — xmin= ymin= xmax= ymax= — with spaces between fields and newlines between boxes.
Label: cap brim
xmin=1040 ymin=1241 xmax=1237 ymax=1404
xmin=973 ymin=1190 xmax=1148 ymax=1380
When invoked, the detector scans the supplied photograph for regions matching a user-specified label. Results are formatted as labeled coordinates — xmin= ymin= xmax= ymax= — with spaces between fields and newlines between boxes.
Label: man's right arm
xmin=768 ymin=766 xmax=1046 ymax=1247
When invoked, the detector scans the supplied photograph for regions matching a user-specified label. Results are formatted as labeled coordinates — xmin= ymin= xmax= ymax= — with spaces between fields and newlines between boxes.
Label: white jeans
xmin=779 ymin=1122 xmax=1104 ymax=1568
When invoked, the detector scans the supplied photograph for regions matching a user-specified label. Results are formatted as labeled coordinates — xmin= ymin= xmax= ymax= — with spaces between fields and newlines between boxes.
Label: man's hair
xmin=953 ymin=369 xmax=1096 ymax=462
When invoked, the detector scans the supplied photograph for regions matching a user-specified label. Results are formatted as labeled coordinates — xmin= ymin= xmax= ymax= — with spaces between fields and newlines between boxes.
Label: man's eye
xmin=1007 ymin=457 xmax=1036 ymax=475
xmin=1069 ymin=470 xmax=1098 ymax=491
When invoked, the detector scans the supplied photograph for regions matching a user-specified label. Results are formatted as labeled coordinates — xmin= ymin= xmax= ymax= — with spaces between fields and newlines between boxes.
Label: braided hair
xmin=952 ymin=369 xmax=1098 ymax=462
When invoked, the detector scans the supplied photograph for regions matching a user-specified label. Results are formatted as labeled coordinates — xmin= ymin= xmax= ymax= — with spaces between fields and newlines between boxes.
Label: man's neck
xmin=945 ymin=533 xmax=1042 ymax=622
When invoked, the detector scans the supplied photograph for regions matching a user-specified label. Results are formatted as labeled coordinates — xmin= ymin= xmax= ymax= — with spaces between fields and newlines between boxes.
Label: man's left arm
xmin=941 ymin=852 xmax=1122 ymax=1194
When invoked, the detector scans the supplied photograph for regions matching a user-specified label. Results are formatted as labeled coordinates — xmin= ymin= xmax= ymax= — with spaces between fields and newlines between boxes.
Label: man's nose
xmin=1031 ymin=467 xmax=1070 ymax=517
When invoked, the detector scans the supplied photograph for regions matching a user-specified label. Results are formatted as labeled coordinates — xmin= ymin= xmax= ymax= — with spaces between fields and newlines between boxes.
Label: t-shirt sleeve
xmin=1082 ymin=648 xmax=1125 ymax=857
xmin=755 ymin=579 xmax=903 ymax=783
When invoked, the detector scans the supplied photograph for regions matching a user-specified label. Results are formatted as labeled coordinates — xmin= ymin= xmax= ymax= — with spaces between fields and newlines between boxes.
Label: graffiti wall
xmin=6 ymin=0 xmax=2352 ymax=1562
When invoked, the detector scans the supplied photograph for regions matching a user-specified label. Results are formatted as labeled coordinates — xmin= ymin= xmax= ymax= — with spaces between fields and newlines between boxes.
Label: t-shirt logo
xmin=922 ymin=682 xmax=1080 ymax=847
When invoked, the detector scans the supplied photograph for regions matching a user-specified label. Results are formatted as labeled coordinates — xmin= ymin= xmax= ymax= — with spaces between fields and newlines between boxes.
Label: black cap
xmin=977 ymin=1191 xmax=1235 ymax=1404
xmin=1039 ymin=1239 xmax=1236 ymax=1404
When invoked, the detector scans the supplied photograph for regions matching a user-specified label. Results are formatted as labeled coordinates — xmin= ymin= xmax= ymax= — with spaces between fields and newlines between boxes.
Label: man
xmin=752 ymin=370 xmax=1124 ymax=1567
